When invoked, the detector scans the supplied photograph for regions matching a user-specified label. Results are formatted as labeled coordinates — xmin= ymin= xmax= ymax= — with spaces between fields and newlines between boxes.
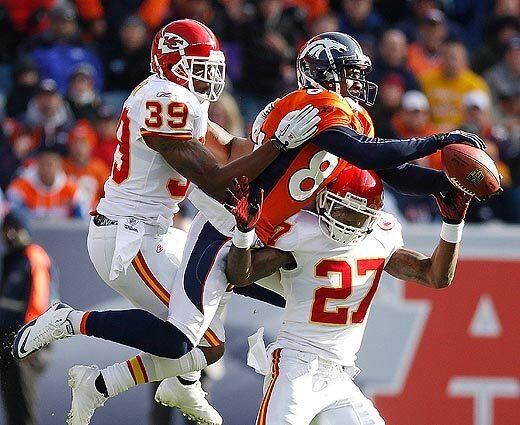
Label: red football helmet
xmin=150 ymin=19 xmax=226 ymax=102
xmin=316 ymin=166 xmax=384 ymax=244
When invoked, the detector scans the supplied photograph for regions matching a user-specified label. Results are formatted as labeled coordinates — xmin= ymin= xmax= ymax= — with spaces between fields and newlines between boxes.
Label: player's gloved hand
xmin=270 ymin=104 xmax=321 ymax=151
xmin=251 ymin=99 xmax=278 ymax=145
xmin=436 ymin=130 xmax=486 ymax=150
xmin=225 ymin=176 xmax=263 ymax=233
xmin=433 ymin=189 xmax=473 ymax=224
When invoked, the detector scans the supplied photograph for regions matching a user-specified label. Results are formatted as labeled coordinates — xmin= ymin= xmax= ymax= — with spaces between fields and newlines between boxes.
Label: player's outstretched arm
xmin=224 ymin=177 xmax=295 ymax=287
xmin=385 ymin=189 xmax=472 ymax=289
xmin=145 ymin=106 xmax=321 ymax=201
xmin=145 ymin=135 xmax=279 ymax=201
xmin=311 ymin=127 xmax=486 ymax=170
xmin=377 ymin=163 xmax=452 ymax=196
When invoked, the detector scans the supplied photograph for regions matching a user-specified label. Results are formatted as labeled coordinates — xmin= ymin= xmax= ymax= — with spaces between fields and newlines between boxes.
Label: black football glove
xmin=436 ymin=130 xmax=486 ymax=150
xmin=433 ymin=189 xmax=473 ymax=224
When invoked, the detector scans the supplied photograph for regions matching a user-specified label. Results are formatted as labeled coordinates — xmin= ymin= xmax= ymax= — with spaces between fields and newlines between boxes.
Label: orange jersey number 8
xmin=289 ymin=150 xmax=339 ymax=201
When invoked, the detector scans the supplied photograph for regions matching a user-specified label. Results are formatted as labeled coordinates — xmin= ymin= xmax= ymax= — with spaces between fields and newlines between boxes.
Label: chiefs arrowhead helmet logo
xmin=158 ymin=33 xmax=189 ymax=54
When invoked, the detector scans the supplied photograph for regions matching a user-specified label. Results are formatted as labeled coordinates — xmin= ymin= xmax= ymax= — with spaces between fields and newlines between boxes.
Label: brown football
xmin=441 ymin=144 xmax=501 ymax=197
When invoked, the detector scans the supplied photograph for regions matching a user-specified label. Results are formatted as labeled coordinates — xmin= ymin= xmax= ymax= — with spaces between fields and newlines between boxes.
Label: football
xmin=441 ymin=144 xmax=501 ymax=197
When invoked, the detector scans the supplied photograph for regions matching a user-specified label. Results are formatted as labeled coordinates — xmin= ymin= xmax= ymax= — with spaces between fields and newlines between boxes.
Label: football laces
xmin=448 ymin=176 xmax=476 ymax=197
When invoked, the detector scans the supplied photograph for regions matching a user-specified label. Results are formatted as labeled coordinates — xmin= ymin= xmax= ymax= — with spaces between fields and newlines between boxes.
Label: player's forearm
xmin=226 ymin=245 xmax=254 ymax=287
xmin=377 ymin=163 xmax=452 ymax=196
xmin=313 ymin=127 xmax=443 ymax=170
xmin=226 ymin=245 xmax=293 ymax=287
xmin=428 ymin=240 xmax=459 ymax=288
xmin=211 ymin=142 xmax=279 ymax=200
xmin=146 ymin=135 xmax=277 ymax=201
xmin=385 ymin=242 xmax=459 ymax=289
xmin=228 ymin=136 xmax=254 ymax=161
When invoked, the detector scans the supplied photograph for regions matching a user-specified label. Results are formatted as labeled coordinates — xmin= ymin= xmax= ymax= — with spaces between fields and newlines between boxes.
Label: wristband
xmin=440 ymin=221 xmax=464 ymax=243
xmin=232 ymin=228 xmax=256 ymax=249
xmin=269 ymin=136 xmax=286 ymax=151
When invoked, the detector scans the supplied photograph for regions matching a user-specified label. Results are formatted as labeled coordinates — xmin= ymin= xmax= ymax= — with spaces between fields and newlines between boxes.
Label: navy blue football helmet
xmin=297 ymin=32 xmax=378 ymax=106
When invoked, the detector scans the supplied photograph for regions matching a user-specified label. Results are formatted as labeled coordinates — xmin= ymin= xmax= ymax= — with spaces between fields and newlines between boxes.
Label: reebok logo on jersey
xmin=378 ymin=218 xmax=395 ymax=230
xmin=156 ymin=92 xmax=172 ymax=97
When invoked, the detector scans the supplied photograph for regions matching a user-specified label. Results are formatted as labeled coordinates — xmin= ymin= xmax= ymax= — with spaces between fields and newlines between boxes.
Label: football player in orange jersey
xmin=14 ymin=30 xmax=488 ymax=425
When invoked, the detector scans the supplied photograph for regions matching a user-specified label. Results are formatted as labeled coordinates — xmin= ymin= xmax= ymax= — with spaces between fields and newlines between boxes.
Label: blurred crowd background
xmin=0 ymin=0 xmax=519 ymax=224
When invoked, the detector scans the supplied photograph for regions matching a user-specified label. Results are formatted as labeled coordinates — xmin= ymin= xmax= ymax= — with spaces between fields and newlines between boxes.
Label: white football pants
xmin=256 ymin=348 xmax=385 ymax=425
xmin=86 ymin=217 xmax=225 ymax=346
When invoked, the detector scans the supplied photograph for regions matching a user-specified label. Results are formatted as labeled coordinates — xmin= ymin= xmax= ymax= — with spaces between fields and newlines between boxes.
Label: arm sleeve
xmin=312 ymin=126 xmax=442 ymax=170
xmin=377 ymin=163 xmax=453 ymax=196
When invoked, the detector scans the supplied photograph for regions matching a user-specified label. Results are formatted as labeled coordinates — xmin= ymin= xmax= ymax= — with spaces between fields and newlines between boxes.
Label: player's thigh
xmin=312 ymin=380 xmax=384 ymax=425
xmin=168 ymin=213 xmax=230 ymax=346
xmin=87 ymin=220 xmax=176 ymax=319
xmin=257 ymin=350 xmax=317 ymax=425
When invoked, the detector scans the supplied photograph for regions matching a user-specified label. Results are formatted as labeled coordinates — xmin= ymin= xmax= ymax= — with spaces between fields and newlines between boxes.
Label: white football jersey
xmin=273 ymin=210 xmax=403 ymax=366
xmin=98 ymin=75 xmax=209 ymax=228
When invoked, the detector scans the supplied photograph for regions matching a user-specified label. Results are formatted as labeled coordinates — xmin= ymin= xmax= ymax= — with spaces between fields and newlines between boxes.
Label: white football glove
xmin=251 ymin=99 xmax=278 ymax=145
xmin=271 ymin=104 xmax=321 ymax=151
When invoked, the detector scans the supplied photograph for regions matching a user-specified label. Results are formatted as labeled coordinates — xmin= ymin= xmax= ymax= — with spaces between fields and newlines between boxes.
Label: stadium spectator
xmin=66 ymin=64 xmax=102 ymax=121
xmin=496 ymin=88 xmax=520 ymax=150
xmin=0 ymin=1 xmax=56 ymax=63
xmin=237 ymin=0 xmax=307 ymax=124
xmin=6 ymin=147 xmax=86 ymax=219
xmin=5 ymin=57 xmax=40 ymax=119
xmin=396 ymin=0 xmax=438 ymax=42
xmin=291 ymin=0 xmax=329 ymax=21
xmin=29 ymin=4 xmax=104 ymax=94
xmin=338 ymin=0 xmax=383 ymax=55
xmin=407 ymin=9 xmax=446 ymax=78
xmin=371 ymin=29 xmax=419 ymax=91
xmin=0 ymin=210 xmax=58 ymax=425
xmin=472 ymin=15 xmax=519 ymax=74
xmin=391 ymin=90 xmax=440 ymax=169
xmin=63 ymin=120 xmax=109 ymax=209
xmin=484 ymin=37 xmax=520 ymax=107
xmin=385 ymin=93 xmax=441 ymax=223
xmin=308 ymin=13 xmax=339 ymax=37
xmin=171 ymin=0 xmax=238 ymax=42
xmin=494 ymin=0 xmax=519 ymax=17
xmin=103 ymin=15 xmax=151 ymax=92
xmin=23 ymin=79 xmax=74 ymax=152
xmin=460 ymin=90 xmax=494 ymax=137
xmin=93 ymin=105 xmax=119 ymax=169
xmin=420 ymin=40 xmax=490 ymax=130
xmin=74 ymin=0 xmax=170 ymax=39
xmin=371 ymin=74 xmax=406 ymax=138
xmin=0 ymin=123 xmax=37 ymax=191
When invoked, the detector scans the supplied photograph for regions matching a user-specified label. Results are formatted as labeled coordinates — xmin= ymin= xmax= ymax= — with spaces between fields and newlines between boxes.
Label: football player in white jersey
xmin=13 ymin=28 xmax=484 ymax=425
xmin=12 ymin=19 xmax=320 ymax=425
xmin=225 ymin=168 xmax=472 ymax=425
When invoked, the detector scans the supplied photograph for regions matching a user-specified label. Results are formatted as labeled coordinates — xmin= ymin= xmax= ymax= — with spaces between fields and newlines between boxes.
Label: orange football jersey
xmin=252 ymin=88 xmax=374 ymax=244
